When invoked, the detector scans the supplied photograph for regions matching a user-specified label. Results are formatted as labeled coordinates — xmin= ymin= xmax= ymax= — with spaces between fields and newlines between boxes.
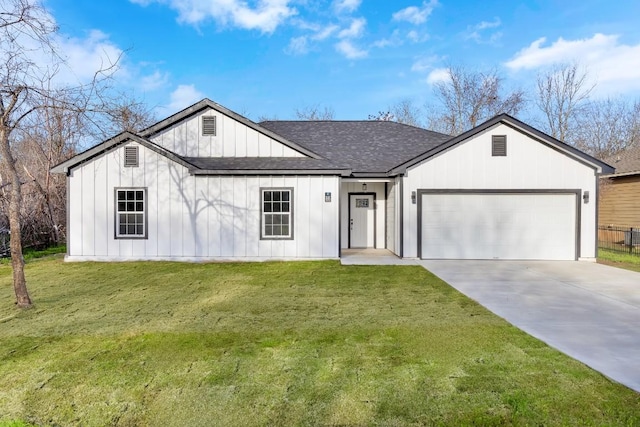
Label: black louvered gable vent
xmin=124 ymin=146 xmax=139 ymax=167
xmin=492 ymin=135 xmax=507 ymax=156
xmin=202 ymin=116 xmax=217 ymax=136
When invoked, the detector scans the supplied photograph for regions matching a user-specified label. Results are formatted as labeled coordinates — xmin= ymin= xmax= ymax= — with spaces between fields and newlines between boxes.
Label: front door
xmin=349 ymin=194 xmax=374 ymax=248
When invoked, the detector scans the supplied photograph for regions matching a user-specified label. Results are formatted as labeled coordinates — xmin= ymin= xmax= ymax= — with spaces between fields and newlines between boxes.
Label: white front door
xmin=350 ymin=194 xmax=374 ymax=248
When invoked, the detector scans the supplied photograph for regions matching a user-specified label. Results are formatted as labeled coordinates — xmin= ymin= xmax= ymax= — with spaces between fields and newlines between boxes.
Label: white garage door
xmin=420 ymin=192 xmax=577 ymax=260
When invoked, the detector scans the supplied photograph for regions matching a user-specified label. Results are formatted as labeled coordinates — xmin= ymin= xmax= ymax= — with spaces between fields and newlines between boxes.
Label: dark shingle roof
xmin=259 ymin=121 xmax=451 ymax=174
xmin=183 ymin=157 xmax=349 ymax=175
xmin=604 ymin=146 xmax=640 ymax=176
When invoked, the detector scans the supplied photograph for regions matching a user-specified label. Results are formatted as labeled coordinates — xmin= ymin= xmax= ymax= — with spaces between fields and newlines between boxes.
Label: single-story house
xmin=52 ymin=98 xmax=613 ymax=262
xmin=599 ymin=146 xmax=640 ymax=228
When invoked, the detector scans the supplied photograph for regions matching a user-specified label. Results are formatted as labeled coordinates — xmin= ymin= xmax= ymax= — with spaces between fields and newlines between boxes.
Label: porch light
xmin=362 ymin=183 xmax=367 ymax=192
xmin=411 ymin=191 xmax=416 ymax=204
xmin=583 ymin=190 xmax=589 ymax=204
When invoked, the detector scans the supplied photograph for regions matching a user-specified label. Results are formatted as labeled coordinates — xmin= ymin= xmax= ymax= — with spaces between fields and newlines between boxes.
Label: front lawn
xmin=1 ymin=259 xmax=639 ymax=426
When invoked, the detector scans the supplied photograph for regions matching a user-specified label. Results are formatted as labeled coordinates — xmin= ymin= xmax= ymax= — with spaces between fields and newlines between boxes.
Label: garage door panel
xmin=421 ymin=193 xmax=576 ymax=260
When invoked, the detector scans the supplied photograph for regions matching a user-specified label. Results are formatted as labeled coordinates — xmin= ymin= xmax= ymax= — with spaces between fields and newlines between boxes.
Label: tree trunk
xmin=0 ymin=128 xmax=32 ymax=308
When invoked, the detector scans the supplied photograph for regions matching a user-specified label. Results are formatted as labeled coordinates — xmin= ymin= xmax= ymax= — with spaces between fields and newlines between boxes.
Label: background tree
xmin=368 ymin=99 xmax=423 ymax=127
xmin=535 ymin=62 xmax=593 ymax=142
xmin=572 ymin=98 xmax=640 ymax=158
xmin=0 ymin=0 xmax=127 ymax=307
xmin=426 ymin=65 xmax=525 ymax=135
xmin=294 ymin=104 xmax=335 ymax=120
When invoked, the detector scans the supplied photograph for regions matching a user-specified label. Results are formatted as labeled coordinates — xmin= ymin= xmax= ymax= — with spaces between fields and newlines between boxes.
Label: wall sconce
xmin=583 ymin=190 xmax=589 ymax=204
xmin=362 ymin=183 xmax=367 ymax=192
xmin=411 ymin=191 xmax=416 ymax=204
xmin=325 ymin=192 xmax=331 ymax=202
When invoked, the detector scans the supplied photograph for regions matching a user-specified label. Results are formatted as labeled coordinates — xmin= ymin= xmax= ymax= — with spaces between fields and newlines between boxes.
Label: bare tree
xmin=368 ymin=111 xmax=395 ymax=121
xmin=426 ymin=65 xmax=525 ymax=135
xmin=294 ymin=104 xmax=335 ymax=120
xmin=369 ymin=99 xmax=423 ymax=127
xmin=572 ymin=97 xmax=640 ymax=158
xmin=535 ymin=63 xmax=594 ymax=142
xmin=0 ymin=0 xmax=121 ymax=307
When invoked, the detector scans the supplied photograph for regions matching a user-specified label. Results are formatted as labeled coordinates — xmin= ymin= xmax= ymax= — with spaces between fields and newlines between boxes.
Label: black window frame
xmin=114 ymin=187 xmax=148 ymax=239
xmin=260 ymin=188 xmax=294 ymax=240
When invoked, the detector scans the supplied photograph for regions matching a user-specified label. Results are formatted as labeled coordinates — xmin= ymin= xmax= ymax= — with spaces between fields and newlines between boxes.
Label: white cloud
xmin=313 ymin=24 xmax=339 ymax=41
xmin=132 ymin=0 xmax=297 ymax=33
xmin=286 ymin=36 xmax=309 ymax=55
xmin=139 ymin=70 xmax=171 ymax=91
xmin=338 ymin=18 xmax=366 ymax=39
xmin=334 ymin=0 xmax=361 ymax=13
xmin=392 ymin=0 xmax=438 ymax=25
xmin=335 ymin=40 xmax=367 ymax=59
xmin=407 ymin=29 xmax=429 ymax=43
xmin=426 ymin=67 xmax=450 ymax=84
xmin=411 ymin=56 xmax=437 ymax=72
xmin=167 ymin=84 xmax=205 ymax=112
xmin=505 ymin=33 xmax=640 ymax=94
xmin=53 ymin=30 xmax=124 ymax=84
xmin=466 ymin=17 xmax=502 ymax=44
xmin=372 ymin=29 xmax=403 ymax=48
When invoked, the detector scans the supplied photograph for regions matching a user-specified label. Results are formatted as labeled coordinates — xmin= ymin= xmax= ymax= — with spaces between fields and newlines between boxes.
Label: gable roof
xmin=602 ymin=146 xmax=640 ymax=177
xmin=139 ymin=98 xmax=321 ymax=160
xmin=259 ymin=120 xmax=451 ymax=175
xmin=389 ymin=114 xmax=615 ymax=175
xmin=50 ymin=132 xmax=197 ymax=174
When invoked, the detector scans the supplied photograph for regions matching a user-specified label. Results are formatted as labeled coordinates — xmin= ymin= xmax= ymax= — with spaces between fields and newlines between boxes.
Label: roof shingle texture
xmin=259 ymin=121 xmax=451 ymax=173
xmin=604 ymin=146 xmax=640 ymax=175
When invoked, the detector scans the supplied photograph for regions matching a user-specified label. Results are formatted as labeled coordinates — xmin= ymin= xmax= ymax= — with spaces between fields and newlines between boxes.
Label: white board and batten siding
xmin=150 ymin=109 xmax=305 ymax=158
xmin=403 ymin=123 xmax=598 ymax=260
xmin=67 ymin=142 xmax=340 ymax=261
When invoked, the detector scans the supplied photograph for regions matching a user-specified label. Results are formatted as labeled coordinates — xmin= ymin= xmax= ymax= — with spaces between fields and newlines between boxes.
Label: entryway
xmin=349 ymin=193 xmax=375 ymax=248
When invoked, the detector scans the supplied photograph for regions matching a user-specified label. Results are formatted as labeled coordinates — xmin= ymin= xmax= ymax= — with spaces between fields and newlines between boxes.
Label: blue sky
xmin=43 ymin=0 xmax=640 ymax=122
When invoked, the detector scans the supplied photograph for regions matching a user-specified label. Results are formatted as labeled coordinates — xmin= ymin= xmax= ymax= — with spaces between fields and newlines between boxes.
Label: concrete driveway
xmin=418 ymin=260 xmax=640 ymax=392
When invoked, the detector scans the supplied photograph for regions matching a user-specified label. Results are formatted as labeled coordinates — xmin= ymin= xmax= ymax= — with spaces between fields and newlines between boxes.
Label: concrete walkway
xmin=341 ymin=249 xmax=418 ymax=265
xmin=418 ymin=260 xmax=640 ymax=392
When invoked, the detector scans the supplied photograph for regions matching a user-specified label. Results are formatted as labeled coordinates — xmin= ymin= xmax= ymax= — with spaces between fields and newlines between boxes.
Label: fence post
xmin=631 ymin=227 xmax=634 ymax=254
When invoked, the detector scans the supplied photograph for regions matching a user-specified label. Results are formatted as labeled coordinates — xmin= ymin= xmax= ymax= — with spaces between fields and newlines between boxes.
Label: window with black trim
xmin=492 ymin=135 xmax=507 ymax=156
xmin=202 ymin=116 xmax=217 ymax=136
xmin=115 ymin=188 xmax=147 ymax=238
xmin=261 ymin=188 xmax=293 ymax=239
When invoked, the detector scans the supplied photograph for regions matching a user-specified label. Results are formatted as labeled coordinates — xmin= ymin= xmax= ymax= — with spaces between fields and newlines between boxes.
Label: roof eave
xmin=191 ymin=168 xmax=351 ymax=176
xmin=51 ymin=132 xmax=197 ymax=175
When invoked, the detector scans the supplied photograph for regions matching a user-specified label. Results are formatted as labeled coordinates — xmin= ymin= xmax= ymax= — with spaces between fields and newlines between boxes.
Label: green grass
xmin=1 ymin=259 xmax=639 ymax=426
xmin=598 ymin=247 xmax=640 ymax=272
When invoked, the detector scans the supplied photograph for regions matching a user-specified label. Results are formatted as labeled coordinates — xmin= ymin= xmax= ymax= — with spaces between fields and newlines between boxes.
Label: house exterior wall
xmin=386 ymin=181 xmax=396 ymax=254
xmin=149 ymin=109 xmax=305 ymax=158
xmin=340 ymin=181 xmax=386 ymax=249
xmin=402 ymin=123 xmax=598 ymax=259
xmin=599 ymin=176 xmax=640 ymax=227
xmin=67 ymin=142 xmax=339 ymax=261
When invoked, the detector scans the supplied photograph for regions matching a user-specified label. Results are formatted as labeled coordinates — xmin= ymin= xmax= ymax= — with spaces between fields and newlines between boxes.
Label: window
xmin=492 ymin=135 xmax=507 ymax=156
xmin=261 ymin=188 xmax=293 ymax=239
xmin=115 ymin=188 xmax=147 ymax=238
xmin=202 ymin=116 xmax=217 ymax=136
xmin=124 ymin=146 xmax=138 ymax=167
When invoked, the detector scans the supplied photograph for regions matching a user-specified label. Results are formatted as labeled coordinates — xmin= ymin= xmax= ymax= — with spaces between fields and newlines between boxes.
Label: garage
xmin=419 ymin=190 xmax=579 ymax=260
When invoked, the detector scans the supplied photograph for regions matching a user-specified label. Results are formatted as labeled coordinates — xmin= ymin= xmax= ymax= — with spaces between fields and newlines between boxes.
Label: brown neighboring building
xmin=600 ymin=146 xmax=640 ymax=227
